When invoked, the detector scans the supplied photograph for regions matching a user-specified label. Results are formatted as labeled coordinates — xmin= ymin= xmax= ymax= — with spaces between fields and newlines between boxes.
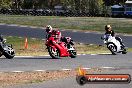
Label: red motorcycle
xmin=45 ymin=36 xmax=77 ymax=59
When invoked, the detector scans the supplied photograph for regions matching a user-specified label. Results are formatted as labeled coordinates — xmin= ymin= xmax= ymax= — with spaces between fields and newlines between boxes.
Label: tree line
xmin=0 ymin=0 xmax=127 ymax=14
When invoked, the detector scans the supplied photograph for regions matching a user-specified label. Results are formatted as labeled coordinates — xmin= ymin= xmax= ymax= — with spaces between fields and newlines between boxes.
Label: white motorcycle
xmin=101 ymin=34 xmax=127 ymax=55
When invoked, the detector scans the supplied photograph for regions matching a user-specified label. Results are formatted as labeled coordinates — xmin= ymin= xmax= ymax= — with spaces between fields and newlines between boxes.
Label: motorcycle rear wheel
xmin=0 ymin=51 xmax=3 ymax=57
xmin=107 ymin=43 xmax=117 ymax=55
xmin=48 ymin=47 xmax=60 ymax=59
xmin=3 ymin=45 xmax=15 ymax=59
xmin=70 ymin=50 xmax=77 ymax=58
xmin=122 ymin=48 xmax=127 ymax=54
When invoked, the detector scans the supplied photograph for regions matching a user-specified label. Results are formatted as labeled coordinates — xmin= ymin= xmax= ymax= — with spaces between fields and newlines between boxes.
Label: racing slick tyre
xmin=3 ymin=45 xmax=15 ymax=59
xmin=107 ymin=43 xmax=117 ymax=55
xmin=70 ymin=50 xmax=77 ymax=58
xmin=0 ymin=52 xmax=3 ymax=57
xmin=122 ymin=48 xmax=127 ymax=54
xmin=48 ymin=46 xmax=60 ymax=59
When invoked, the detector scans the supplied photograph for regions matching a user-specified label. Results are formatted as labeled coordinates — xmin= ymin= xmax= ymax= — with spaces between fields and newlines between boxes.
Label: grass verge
xmin=0 ymin=70 xmax=76 ymax=87
xmin=5 ymin=36 xmax=110 ymax=56
xmin=5 ymin=36 xmax=132 ymax=56
xmin=0 ymin=15 xmax=132 ymax=34
xmin=0 ymin=68 xmax=106 ymax=87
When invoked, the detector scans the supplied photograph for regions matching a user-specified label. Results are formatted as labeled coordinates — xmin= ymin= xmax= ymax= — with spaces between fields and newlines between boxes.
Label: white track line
xmin=83 ymin=68 xmax=91 ymax=70
xmin=72 ymin=30 xmax=77 ymax=32
xmin=12 ymin=71 xmax=24 ymax=73
xmin=61 ymin=30 xmax=66 ymax=31
xmin=101 ymin=67 xmax=114 ymax=69
xmin=30 ymin=26 xmax=38 ymax=29
xmin=8 ymin=24 xmax=18 ymax=27
xmin=15 ymin=53 xmax=112 ymax=58
xmin=42 ymin=39 xmax=45 ymax=40
xmin=89 ymin=44 xmax=94 ymax=45
xmin=0 ymin=23 xmax=6 ymax=25
xmin=39 ymin=55 xmax=50 ymax=56
xmin=90 ymin=54 xmax=97 ymax=55
xmin=62 ymin=69 xmax=72 ymax=71
xmin=77 ymin=54 xmax=81 ymax=55
xmin=85 ymin=32 xmax=90 ymax=33
xmin=34 ymin=70 xmax=46 ymax=72
xmin=18 ymin=37 xmax=22 ymax=38
xmin=0 ymin=66 xmax=116 ymax=73
xmin=31 ymin=38 xmax=36 ymax=40
xmin=100 ymin=53 xmax=111 ymax=54
xmin=19 ymin=25 xmax=28 ymax=27
xmin=15 ymin=56 xmax=34 ymax=58
xmin=14 ymin=53 xmax=113 ymax=58
xmin=0 ymin=23 xmax=132 ymax=37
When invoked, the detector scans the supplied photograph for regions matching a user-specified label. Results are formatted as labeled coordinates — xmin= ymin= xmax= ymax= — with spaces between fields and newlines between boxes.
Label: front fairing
xmin=103 ymin=34 xmax=113 ymax=44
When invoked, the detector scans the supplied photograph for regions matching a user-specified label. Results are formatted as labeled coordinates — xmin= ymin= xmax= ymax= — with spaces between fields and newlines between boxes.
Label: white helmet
xmin=46 ymin=25 xmax=53 ymax=33
xmin=105 ymin=25 xmax=111 ymax=31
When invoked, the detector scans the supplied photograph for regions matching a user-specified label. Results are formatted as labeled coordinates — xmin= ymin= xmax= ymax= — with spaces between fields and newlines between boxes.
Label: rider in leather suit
xmin=105 ymin=25 xmax=125 ymax=48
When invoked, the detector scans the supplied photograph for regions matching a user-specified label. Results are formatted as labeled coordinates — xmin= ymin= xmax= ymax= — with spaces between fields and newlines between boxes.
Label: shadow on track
xmin=13 ymin=57 xmax=70 ymax=60
xmin=15 ymin=58 xmax=59 ymax=60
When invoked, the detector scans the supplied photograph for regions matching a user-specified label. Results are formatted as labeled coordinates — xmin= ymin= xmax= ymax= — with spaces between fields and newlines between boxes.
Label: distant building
xmin=111 ymin=5 xmax=124 ymax=17
xmin=124 ymin=0 xmax=132 ymax=16
xmin=54 ymin=5 xmax=65 ymax=13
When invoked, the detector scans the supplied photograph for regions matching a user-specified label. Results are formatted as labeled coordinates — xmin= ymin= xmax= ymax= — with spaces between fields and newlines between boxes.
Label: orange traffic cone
xmin=24 ymin=38 xmax=28 ymax=49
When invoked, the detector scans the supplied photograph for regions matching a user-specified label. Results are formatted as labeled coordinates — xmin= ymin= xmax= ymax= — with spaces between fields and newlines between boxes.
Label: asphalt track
xmin=0 ymin=24 xmax=132 ymax=88
xmin=4 ymin=53 xmax=132 ymax=88
xmin=0 ymin=24 xmax=132 ymax=47
xmin=0 ymin=53 xmax=132 ymax=72
xmin=6 ymin=74 xmax=132 ymax=88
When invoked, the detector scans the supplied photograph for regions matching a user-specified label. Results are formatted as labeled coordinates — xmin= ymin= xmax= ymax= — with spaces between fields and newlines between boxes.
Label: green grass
xmin=4 ymin=36 xmax=132 ymax=56
xmin=1 ymin=15 xmax=132 ymax=34
xmin=75 ymin=44 xmax=110 ymax=54
xmin=5 ymin=36 xmax=47 ymax=56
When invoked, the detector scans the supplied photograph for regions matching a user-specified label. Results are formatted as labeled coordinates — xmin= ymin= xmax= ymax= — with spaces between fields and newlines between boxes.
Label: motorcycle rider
xmin=45 ymin=25 xmax=74 ymax=45
xmin=46 ymin=25 xmax=66 ymax=43
xmin=105 ymin=25 xmax=125 ymax=48
xmin=45 ymin=25 xmax=62 ymax=43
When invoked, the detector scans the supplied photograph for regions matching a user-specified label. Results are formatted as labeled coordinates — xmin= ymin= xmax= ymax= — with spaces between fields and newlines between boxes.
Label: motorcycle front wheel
xmin=122 ymin=48 xmax=127 ymax=54
xmin=3 ymin=45 xmax=15 ymax=59
xmin=48 ymin=46 xmax=60 ymax=59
